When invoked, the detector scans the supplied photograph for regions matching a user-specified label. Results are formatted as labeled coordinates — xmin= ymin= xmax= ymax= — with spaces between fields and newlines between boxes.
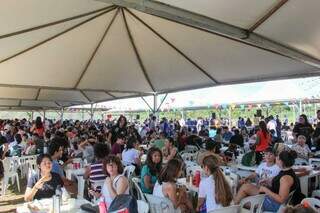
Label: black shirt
xmin=270 ymin=169 xmax=300 ymax=194
xmin=27 ymin=172 xmax=63 ymax=200
xmin=110 ymin=125 xmax=127 ymax=145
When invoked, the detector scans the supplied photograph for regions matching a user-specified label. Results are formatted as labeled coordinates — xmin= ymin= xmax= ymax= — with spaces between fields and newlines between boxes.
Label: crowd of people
xmin=0 ymin=111 xmax=320 ymax=213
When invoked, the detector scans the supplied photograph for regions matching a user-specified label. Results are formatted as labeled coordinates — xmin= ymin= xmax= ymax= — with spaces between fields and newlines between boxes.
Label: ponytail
xmin=203 ymin=155 xmax=232 ymax=207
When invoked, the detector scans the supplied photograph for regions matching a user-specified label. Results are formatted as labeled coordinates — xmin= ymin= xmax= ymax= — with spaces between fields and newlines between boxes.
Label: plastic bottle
xmin=194 ymin=170 xmax=201 ymax=187
xmin=98 ymin=196 xmax=107 ymax=213
xmin=43 ymin=141 xmax=48 ymax=154
xmin=53 ymin=185 xmax=62 ymax=213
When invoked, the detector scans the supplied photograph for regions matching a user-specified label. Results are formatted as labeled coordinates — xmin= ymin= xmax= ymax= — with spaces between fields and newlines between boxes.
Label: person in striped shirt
xmin=84 ymin=143 xmax=110 ymax=192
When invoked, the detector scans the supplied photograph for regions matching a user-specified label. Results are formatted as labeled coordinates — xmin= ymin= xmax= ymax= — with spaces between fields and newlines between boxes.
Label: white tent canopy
xmin=0 ymin=0 xmax=319 ymax=109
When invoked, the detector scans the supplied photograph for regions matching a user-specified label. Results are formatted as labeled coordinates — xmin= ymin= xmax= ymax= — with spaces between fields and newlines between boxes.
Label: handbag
xmin=108 ymin=194 xmax=138 ymax=213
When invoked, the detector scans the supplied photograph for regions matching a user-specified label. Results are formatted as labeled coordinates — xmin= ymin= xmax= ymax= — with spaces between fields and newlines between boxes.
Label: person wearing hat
xmin=234 ymin=148 xmax=280 ymax=204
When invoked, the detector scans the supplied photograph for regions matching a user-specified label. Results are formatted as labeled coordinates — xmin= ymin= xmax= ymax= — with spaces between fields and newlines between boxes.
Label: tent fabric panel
xmin=0 ymin=87 xmax=38 ymax=99
xmin=21 ymin=100 xmax=59 ymax=108
xmin=125 ymin=10 xmax=214 ymax=92
xmin=0 ymin=0 xmax=109 ymax=35
xmin=0 ymin=11 xmax=115 ymax=88
xmin=154 ymin=0 xmax=278 ymax=29
xmin=255 ymin=0 xmax=320 ymax=60
xmin=0 ymin=13 xmax=100 ymax=61
xmin=83 ymin=91 xmax=114 ymax=102
xmin=130 ymin=9 xmax=318 ymax=85
xmin=38 ymin=89 xmax=88 ymax=103
xmin=78 ymin=11 xmax=153 ymax=92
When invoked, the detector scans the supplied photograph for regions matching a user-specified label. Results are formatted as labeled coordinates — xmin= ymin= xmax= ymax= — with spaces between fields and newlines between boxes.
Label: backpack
xmin=108 ymin=194 xmax=138 ymax=213
xmin=241 ymin=151 xmax=256 ymax=167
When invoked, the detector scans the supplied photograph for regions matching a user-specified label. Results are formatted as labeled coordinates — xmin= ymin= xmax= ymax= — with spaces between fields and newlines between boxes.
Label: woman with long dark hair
xmin=255 ymin=121 xmax=271 ymax=164
xmin=293 ymin=114 xmax=314 ymax=148
xmin=153 ymin=159 xmax=193 ymax=212
xmin=108 ymin=115 xmax=127 ymax=145
xmin=140 ymin=147 xmax=162 ymax=194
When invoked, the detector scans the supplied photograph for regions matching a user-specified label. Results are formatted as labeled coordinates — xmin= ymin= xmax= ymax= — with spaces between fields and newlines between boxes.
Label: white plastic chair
xmin=123 ymin=165 xmax=136 ymax=179
xmin=145 ymin=194 xmax=181 ymax=213
xmin=131 ymin=177 xmax=146 ymax=202
xmin=264 ymin=190 xmax=295 ymax=213
xmin=295 ymin=158 xmax=309 ymax=165
xmin=137 ymin=200 xmax=149 ymax=213
xmin=312 ymin=190 xmax=320 ymax=199
xmin=240 ymin=194 xmax=266 ymax=213
xmin=208 ymin=205 xmax=240 ymax=213
xmin=184 ymin=160 xmax=198 ymax=168
xmin=1 ymin=158 xmax=20 ymax=195
xmin=301 ymin=198 xmax=320 ymax=211
xmin=181 ymin=153 xmax=197 ymax=162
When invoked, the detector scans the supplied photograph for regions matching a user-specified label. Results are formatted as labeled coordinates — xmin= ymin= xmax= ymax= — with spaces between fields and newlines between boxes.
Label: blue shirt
xmin=140 ymin=165 xmax=158 ymax=194
xmin=51 ymin=160 xmax=64 ymax=177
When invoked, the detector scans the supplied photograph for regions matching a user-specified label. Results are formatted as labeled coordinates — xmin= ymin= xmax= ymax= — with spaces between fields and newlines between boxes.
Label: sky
xmin=76 ymin=77 xmax=320 ymax=111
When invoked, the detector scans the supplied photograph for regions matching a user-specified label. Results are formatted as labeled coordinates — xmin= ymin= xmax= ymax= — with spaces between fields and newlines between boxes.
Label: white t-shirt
xmin=122 ymin=148 xmax=139 ymax=166
xmin=267 ymin=120 xmax=277 ymax=135
xmin=198 ymin=175 xmax=222 ymax=212
xmin=256 ymin=162 xmax=280 ymax=178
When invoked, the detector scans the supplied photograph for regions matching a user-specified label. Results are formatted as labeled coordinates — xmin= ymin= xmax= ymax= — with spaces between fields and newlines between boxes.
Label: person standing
xmin=255 ymin=121 xmax=271 ymax=164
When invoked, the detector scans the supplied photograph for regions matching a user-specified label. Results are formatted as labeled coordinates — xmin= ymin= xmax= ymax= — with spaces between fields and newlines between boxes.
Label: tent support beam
xmin=141 ymin=97 xmax=153 ymax=112
xmin=61 ymin=107 xmax=64 ymax=121
xmin=153 ymin=94 xmax=157 ymax=114
xmin=35 ymin=89 xmax=41 ymax=100
xmin=248 ymin=0 xmax=288 ymax=32
xmin=125 ymin=8 xmax=218 ymax=84
xmin=90 ymin=104 xmax=94 ymax=120
xmin=80 ymin=90 xmax=93 ymax=103
xmin=96 ymin=0 xmax=320 ymax=69
xmin=156 ymin=93 xmax=167 ymax=112
xmin=0 ymin=6 xmax=115 ymax=40
xmin=74 ymin=8 xmax=119 ymax=88
xmin=122 ymin=8 xmax=155 ymax=92
xmin=0 ymin=83 xmax=149 ymax=94
xmin=105 ymin=91 xmax=116 ymax=98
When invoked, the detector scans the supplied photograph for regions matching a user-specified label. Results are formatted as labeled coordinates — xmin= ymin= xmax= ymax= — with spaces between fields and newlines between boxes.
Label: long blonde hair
xmin=203 ymin=155 xmax=232 ymax=207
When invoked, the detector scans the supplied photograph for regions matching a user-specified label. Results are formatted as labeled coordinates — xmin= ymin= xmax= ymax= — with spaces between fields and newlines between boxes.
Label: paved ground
xmin=0 ymin=178 xmax=26 ymax=213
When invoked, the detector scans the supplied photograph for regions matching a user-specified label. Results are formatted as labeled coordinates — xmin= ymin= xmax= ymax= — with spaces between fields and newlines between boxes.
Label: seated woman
xmin=122 ymin=136 xmax=141 ymax=168
xmin=84 ymin=143 xmax=109 ymax=192
xmin=24 ymin=154 xmax=63 ymax=201
xmin=141 ymin=147 xmax=162 ymax=194
xmin=153 ymin=159 xmax=193 ymax=212
xmin=234 ymin=148 xmax=280 ymax=204
xmin=90 ymin=155 xmax=129 ymax=205
xmin=162 ymin=137 xmax=178 ymax=161
xmin=291 ymin=135 xmax=312 ymax=160
xmin=261 ymin=150 xmax=302 ymax=212
xmin=196 ymin=155 xmax=233 ymax=212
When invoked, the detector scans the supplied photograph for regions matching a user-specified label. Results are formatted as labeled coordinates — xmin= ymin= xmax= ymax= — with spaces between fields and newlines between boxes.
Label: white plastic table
xmin=16 ymin=198 xmax=91 ymax=213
